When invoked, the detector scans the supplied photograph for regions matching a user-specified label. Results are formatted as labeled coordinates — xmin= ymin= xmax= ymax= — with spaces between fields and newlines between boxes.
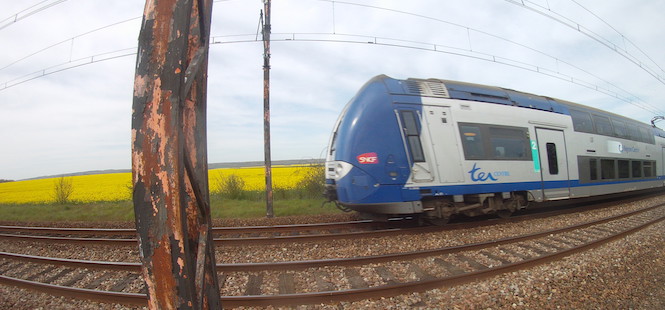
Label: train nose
xmin=331 ymin=162 xmax=379 ymax=203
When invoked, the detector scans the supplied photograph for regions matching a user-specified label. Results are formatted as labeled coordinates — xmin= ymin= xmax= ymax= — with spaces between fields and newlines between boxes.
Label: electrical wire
xmin=0 ymin=47 xmax=135 ymax=90
xmin=0 ymin=0 xmax=68 ymax=31
xmin=569 ymin=0 xmax=665 ymax=75
xmin=1 ymin=0 xmax=662 ymax=116
xmin=316 ymin=0 xmax=664 ymax=115
xmin=504 ymin=0 xmax=665 ymax=85
xmin=3 ymin=31 xmax=662 ymax=117
xmin=210 ymin=32 xmax=663 ymax=116
xmin=0 ymin=16 xmax=141 ymax=72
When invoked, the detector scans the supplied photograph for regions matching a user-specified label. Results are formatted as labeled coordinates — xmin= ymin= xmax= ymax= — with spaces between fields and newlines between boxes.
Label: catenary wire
xmin=2 ymin=32 xmax=662 ymax=117
xmin=503 ymin=0 xmax=665 ymax=86
xmin=316 ymin=0 xmax=664 ymax=115
xmin=569 ymin=0 xmax=665 ymax=75
xmin=0 ymin=16 xmax=141 ymax=72
xmin=0 ymin=0 xmax=68 ymax=31
xmin=1 ymin=0 xmax=662 ymax=116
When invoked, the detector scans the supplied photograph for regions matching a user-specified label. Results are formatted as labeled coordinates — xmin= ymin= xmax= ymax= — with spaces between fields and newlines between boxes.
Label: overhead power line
xmin=0 ymin=0 xmax=68 ymax=31
xmin=3 ymin=31 xmax=663 ymax=117
xmin=210 ymin=32 xmax=664 ymax=116
xmin=569 ymin=0 xmax=665 ymax=75
xmin=313 ymin=0 xmax=664 ymax=115
xmin=0 ymin=16 xmax=141 ymax=72
xmin=504 ymin=0 xmax=665 ymax=85
xmin=0 ymin=47 xmax=135 ymax=90
xmin=2 ymin=0 xmax=663 ymax=117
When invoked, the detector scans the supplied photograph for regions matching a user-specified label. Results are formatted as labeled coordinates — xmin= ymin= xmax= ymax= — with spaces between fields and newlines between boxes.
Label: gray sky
xmin=1 ymin=0 xmax=664 ymax=180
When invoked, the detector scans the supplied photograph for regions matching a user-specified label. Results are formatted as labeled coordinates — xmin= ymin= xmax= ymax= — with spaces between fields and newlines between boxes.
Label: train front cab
xmin=324 ymin=76 xmax=426 ymax=216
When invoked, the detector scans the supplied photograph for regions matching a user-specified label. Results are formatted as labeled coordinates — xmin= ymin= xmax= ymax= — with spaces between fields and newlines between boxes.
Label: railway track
xmin=1 ymin=202 xmax=663 ymax=307
xmin=0 ymin=197 xmax=637 ymax=247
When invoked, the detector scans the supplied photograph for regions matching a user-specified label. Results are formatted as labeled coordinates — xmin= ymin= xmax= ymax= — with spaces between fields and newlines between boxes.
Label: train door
xmin=398 ymin=109 xmax=434 ymax=183
xmin=421 ymin=105 xmax=464 ymax=183
xmin=535 ymin=128 xmax=570 ymax=200
xmin=662 ymin=147 xmax=665 ymax=177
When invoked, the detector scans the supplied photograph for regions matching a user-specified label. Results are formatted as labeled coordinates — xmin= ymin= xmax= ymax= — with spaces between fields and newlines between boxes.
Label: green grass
xmin=0 ymin=165 xmax=341 ymax=223
xmin=0 ymin=198 xmax=341 ymax=223
xmin=211 ymin=198 xmax=340 ymax=218
xmin=0 ymin=201 xmax=136 ymax=222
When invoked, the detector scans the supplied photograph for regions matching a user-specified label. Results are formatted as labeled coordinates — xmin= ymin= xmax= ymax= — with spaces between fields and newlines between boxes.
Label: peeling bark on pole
xmin=131 ymin=0 xmax=219 ymax=309
xmin=263 ymin=0 xmax=274 ymax=218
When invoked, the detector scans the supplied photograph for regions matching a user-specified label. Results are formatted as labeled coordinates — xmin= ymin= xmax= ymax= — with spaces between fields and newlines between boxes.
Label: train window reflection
xmin=592 ymin=115 xmax=613 ymax=136
xmin=546 ymin=143 xmax=559 ymax=175
xmin=631 ymin=161 xmax=642 ymax=178
xmin=460 ymin=125 xmax=485 ymax=159
xmin=601 ymin=159 xmax=615 ymax=179
xmin=399 ymin=110 xmax=426 ymax=163
xmin=589 ymin=159 xmax=598 ymax=180
xmin=570 ymin=109 xmax=594 ymax=133
xmin=618 ymin=160 xmax=630 ymax=178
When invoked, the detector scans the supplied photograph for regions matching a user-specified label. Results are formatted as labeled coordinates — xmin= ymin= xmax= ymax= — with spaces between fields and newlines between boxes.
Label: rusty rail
xmin=1 ymin=199 xmax=657 ymax=246
xmin=1 ymin=204 xmax=662 ymax=307
xmin=2 ymin=203 xmax=662 ymax=274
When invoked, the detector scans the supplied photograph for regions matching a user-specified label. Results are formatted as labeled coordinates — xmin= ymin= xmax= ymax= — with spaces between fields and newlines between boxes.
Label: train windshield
xmin=327 ymin=104 xmax=350 ymax=159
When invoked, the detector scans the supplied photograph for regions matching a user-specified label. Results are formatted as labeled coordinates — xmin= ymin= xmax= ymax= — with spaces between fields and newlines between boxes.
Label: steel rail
xmin=220 ymin=213 xmax=665 ymax=307
xmin=0 ymin=252 xmax=141 ymax=272
xmin=0 ymin=275 xmax=147 ymax=306
xmin=0 ymin=220 xmax=378 ymax=236
xmin=1 ymin=193 xmax=659 ymax=240
xmin=1 ymin=208 xmax=662 ymax=307
xmin=3 ymin=203 xmax=661 ymax=274
xmin=0 ymin=233 xmax=137 ymax=245
xmin=1 ymin=201 xmax=661 ymax=246
xmin=0 ymin=225 xmax=136 ymax=236
xmin=217 ymin=202 xmax=663 ymax=271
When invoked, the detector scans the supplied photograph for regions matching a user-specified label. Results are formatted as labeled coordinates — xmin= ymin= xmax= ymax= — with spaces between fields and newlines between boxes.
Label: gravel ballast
xmin=1 ymin=195 xmax=664 ymax=309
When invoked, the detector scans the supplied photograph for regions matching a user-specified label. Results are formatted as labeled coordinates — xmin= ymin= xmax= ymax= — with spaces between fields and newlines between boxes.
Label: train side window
xmin=638 ymin=127 xmax=654 ymax=144
xmin=643 ymin=161 xmax=653 ymax=178
xmin=570 ymin=109 xmax=594 ymax=133
xmin=545 ymin=143 xmax=559 ymax=174
xmin=611 ymin=119 xmax=628 ymax=138
xmin=618 ymin=160 xmax=630 ymax=178
xmin=589 ymin=158 xmax=598 ymax=180
xmin=631 ymin=161 xmax=642 ymax=178
xmin=399 ymin=111 xmax=426 ymax=163
xmin=592 ymin=115 xmax=613 ymax=136
xmin=459 ymin=125 xmax=485 ymax=159
xmin=654 ymin=162 xmax=658 ymax=176
xmin=627 ymin=125 xmax=641 ymax=142
xmin=489 ymin=127 xmax=531 ymax=160
xmin=601 ymin=159 xmax=615 ymax=179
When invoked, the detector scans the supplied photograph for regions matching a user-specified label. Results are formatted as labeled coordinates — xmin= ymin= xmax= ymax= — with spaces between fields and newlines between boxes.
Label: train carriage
xmin=324 ymin=75 xmax=665 ymax=223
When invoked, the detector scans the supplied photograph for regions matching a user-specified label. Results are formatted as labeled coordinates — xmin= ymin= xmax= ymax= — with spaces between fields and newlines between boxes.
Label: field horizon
xmin=12 ymin=158 xmax=324 ymax=182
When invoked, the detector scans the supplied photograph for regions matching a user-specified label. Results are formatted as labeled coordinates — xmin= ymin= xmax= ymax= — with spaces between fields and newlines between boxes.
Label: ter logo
xmin=357 ymin=152 xmax=379 ymax=164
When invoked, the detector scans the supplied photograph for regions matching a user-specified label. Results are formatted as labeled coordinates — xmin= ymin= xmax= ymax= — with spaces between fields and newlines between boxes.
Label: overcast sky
xmin=1 ymin=0 xmax=664 ymax=180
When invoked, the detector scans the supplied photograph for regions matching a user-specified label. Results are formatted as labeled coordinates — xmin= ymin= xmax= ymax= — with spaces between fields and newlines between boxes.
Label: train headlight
xmin=327 ymin=161 xmax=353 ymax=181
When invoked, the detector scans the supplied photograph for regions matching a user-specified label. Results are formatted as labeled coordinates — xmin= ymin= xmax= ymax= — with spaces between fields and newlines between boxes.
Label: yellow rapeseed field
xmin=0 ymin=165 xmax=310 ymax=204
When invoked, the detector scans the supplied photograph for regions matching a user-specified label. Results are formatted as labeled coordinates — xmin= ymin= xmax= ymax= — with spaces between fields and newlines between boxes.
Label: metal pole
xmin=262 ymin=0 xmax=274 ymax=218
xmin=131 ymin=0 xmax=220 ymax=309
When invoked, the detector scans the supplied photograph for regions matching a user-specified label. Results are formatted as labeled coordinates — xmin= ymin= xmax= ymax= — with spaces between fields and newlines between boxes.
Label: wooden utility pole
xmin=131 ymin=0 xmax=220 ymax=309
xmin=262 ymin=0 xmax=274 ymax=218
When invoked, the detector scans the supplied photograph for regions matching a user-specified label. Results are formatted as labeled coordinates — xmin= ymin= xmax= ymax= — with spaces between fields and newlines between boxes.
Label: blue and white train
xmin=324 ymin=75 xmax=665 ymax=223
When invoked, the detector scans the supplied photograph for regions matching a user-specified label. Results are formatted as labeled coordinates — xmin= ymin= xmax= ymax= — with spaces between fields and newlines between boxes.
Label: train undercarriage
xmin=353 ymin=191 xmax=530 ymax=226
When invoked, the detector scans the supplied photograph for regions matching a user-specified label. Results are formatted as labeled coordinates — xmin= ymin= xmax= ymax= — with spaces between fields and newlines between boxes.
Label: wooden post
xmin=131 ymin=0 xmax=220 ymax=308
xmin=262 ymin=0 xmax=274 ymax=218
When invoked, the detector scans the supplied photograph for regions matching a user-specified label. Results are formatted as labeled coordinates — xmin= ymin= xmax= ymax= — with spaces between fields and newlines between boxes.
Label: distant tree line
xmin=0 ymin=179 xmax=14 ymax=183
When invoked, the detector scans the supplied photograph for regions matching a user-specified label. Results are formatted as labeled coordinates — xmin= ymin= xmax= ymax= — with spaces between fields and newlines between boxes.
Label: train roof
xmin=381 ymin=75 xmax=664 ymax=138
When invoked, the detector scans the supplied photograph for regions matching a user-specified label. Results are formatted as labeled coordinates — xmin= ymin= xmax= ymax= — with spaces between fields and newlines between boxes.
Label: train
xmin=324 ymin=75 xmax=665 ymax=224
